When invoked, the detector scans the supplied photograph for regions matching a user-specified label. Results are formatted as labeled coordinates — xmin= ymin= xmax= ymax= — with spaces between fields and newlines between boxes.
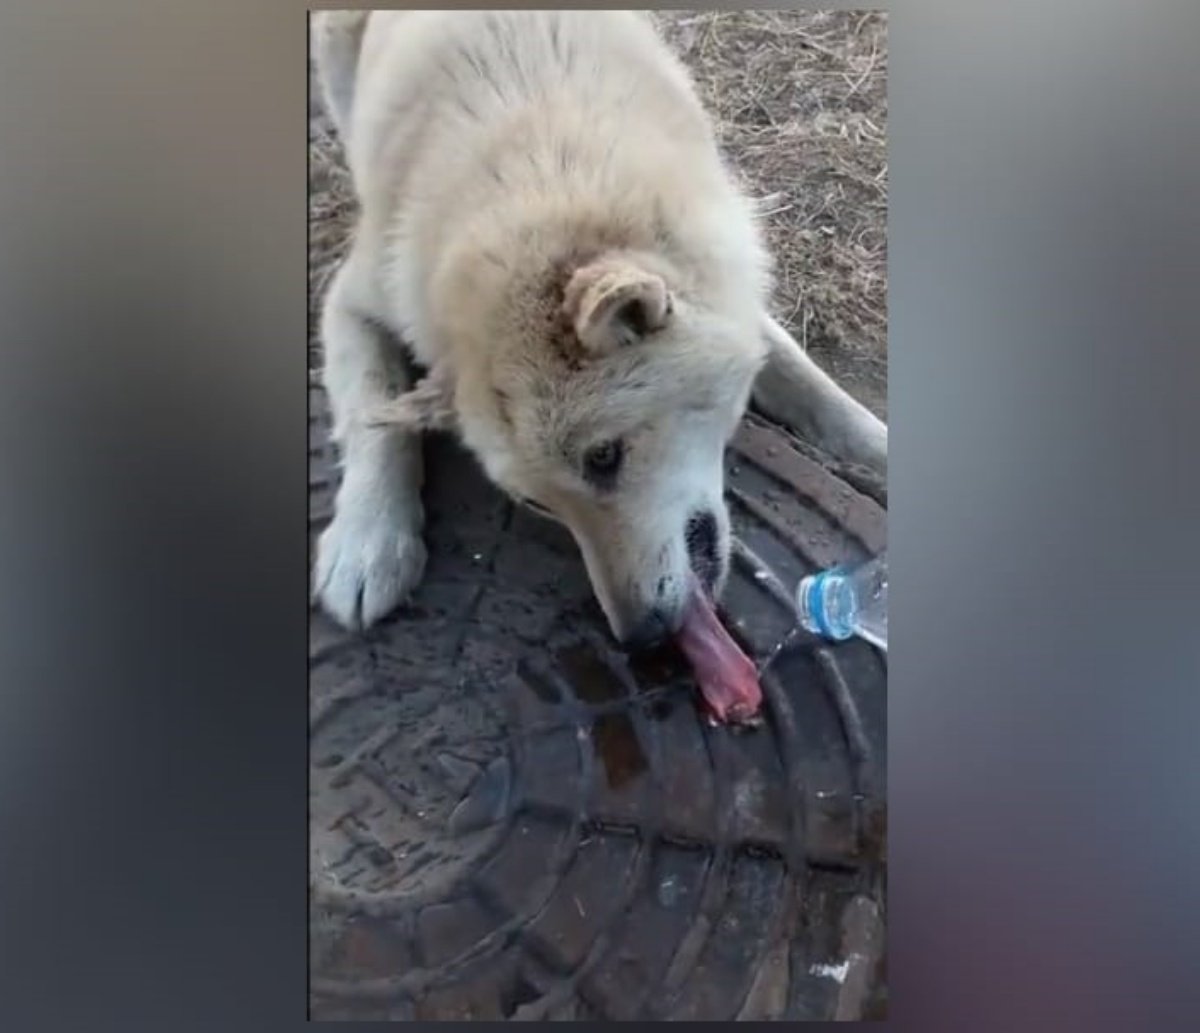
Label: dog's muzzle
xmin=517 ymin=495 xmax=559 ymax=522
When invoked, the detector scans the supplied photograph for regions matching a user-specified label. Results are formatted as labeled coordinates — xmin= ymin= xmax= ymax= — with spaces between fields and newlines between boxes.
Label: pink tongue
xmin=675 ymin=584 xmax=763 ymax=725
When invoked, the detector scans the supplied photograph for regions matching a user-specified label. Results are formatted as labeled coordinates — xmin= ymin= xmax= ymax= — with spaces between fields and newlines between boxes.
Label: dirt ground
xmin=308 ymin=10 xmax=888 ymax=419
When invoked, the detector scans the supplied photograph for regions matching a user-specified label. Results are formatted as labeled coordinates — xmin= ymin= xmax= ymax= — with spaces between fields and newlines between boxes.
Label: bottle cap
xmin=799 ymin=569 xmax=850 ymax=640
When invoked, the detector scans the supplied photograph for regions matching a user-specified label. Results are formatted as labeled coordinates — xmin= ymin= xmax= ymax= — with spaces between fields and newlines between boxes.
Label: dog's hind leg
xmin=314 ymin=251 xmax=427 ymax=630
xmin=753 ymin=314 xmax=887 ymax=476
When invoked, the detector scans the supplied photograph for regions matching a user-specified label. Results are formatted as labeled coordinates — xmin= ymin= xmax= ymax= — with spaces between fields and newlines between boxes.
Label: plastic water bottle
xmin=796 ymin=553 xmax=887 ymax=651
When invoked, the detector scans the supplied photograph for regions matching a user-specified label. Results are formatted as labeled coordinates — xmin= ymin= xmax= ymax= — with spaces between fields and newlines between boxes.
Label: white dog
xmin=311 ymin=10 xmax=886 ymax=650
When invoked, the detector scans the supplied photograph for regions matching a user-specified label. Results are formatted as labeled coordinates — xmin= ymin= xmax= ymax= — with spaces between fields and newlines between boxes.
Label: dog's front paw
xmin=313 ymin=509 xmax=427 ymax=630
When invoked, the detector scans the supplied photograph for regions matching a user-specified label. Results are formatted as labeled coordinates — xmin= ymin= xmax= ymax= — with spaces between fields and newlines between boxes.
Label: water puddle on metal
xmin=512 ymin=653 xmax=562 ymax=704
xmin=555 ymin=643 xmax=628 ymax=704
xmin=590 ymin=712 xmax=648 ymax=790
xmin=552 ymin=641 xmax=653 ymax=790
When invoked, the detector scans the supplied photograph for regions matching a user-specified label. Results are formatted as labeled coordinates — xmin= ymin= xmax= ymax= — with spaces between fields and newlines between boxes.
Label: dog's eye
xmin=582 ymin=439 xmax=624 ymax=485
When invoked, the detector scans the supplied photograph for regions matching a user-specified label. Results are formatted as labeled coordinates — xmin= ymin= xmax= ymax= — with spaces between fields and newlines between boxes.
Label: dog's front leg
xmin=752 ymin=314 xmax=888 ymax=476
xmin=314 ymin=255 xmax=427 ymax=630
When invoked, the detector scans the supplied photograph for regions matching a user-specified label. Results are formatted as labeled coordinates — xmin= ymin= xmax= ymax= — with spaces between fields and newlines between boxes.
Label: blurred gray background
xmin=2 ymin=2 xmax=1199 ymax=1030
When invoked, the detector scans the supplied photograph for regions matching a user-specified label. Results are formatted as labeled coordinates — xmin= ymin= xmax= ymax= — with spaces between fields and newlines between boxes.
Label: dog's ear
xmin=563 ymin=256 xmax=672 ymax=355
xmin=367 ymin=365 xmax=455 ymax=432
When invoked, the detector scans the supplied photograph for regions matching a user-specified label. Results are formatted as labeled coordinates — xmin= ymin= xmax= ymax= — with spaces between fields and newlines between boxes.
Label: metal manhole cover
xmin=309 ymin=390 xmax=887 ymax=1021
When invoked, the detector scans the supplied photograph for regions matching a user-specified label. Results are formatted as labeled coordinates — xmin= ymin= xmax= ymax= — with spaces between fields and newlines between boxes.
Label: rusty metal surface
xmin=309 ymin=390 xmax=887 ymax=1021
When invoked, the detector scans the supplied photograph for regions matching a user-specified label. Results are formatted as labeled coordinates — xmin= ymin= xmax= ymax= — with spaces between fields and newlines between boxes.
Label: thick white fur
xmin=311 ymin=11 xmax=887 ymax=635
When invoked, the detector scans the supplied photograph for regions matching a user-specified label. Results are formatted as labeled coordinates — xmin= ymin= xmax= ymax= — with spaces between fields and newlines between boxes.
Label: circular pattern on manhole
xmin=309 ymin=389 xmax=887 ymax=1021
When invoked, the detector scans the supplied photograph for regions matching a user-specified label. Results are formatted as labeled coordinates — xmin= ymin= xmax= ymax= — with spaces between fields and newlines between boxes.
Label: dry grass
xmin=655 ymin=10 xmax=888 ymax=417
xmin=307 ymin=80 xmax=355 ymax=374
xmin=308 ymin=10 xmax=887 ymax=416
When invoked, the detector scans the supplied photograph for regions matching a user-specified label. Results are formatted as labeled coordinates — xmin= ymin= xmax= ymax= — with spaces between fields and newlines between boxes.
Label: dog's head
xmin=374 ymin=249 xmax=767 ymax=647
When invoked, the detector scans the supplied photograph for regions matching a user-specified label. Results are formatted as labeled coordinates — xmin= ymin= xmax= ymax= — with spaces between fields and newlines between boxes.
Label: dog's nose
xmin=686 ymin=509 xmax=718 ymax=562
xmin=685 ymin=509 xmax=719 ymax=588
xmin=620 ymin=608 xmax=672 ymax=650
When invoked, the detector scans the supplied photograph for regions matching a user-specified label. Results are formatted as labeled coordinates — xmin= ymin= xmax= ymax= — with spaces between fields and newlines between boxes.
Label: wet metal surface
xmin=309 ymin=389 xmax=887 ymax=1021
